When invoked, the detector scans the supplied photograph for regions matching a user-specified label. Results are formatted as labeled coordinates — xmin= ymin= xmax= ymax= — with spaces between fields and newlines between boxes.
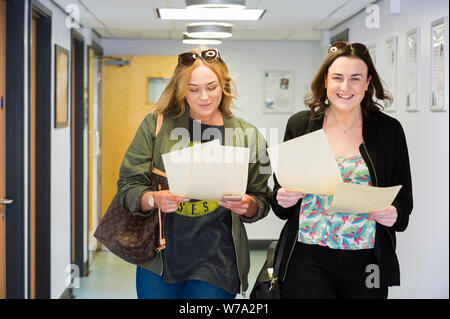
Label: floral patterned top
xmin=298 ymin=154 xmax=376 ymax=250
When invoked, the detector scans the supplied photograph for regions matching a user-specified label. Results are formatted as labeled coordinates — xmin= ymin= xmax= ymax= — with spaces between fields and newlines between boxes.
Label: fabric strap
xmin=150 ymin=113 xmax=166 ymax=251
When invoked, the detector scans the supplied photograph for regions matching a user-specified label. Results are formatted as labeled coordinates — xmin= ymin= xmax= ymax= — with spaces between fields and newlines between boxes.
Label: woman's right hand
xmin=153 ymin=190 xmax=189 ymax=213
xmin=276 ymin=188 xmax=305 ymax=208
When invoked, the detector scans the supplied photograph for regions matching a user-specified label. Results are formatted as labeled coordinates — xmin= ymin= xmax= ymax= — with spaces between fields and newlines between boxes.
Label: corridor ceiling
xmin=52 ymin=0 xmax=377 ymax=40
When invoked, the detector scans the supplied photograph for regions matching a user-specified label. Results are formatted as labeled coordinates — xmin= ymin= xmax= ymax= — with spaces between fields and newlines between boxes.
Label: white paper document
xmin=330 ymin=183 xmax=402 ymax=214
xmin=267 ymin=129 xmax=343 ymax=195
xmin=162 ymin=140 xmax=249 ymax=201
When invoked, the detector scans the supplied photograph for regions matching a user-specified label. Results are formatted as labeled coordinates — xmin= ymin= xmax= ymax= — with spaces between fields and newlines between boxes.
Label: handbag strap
xmin=149 ymin=113 xmax=164 ymax=177
xmin=267 ymin=227 xmax=289 ymax=291
xmin=273 ymin=229 xmax=288 ymax=278
xmin=149 ymin=113 xmax=166 ymax=252
xmin=266 ymin=241 xmax=278 ymax=278
xmin=155 ymin=113 xmax=163 ymax=136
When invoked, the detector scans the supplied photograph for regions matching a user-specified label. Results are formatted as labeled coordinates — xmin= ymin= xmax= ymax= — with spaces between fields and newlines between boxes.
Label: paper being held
xmin=329 ymin=183 xmax=402 ymax=214
xmin=267 ymin=129 xmax=343 ymax=195
xmin=162 ymin=141 xmax=249 ymax=201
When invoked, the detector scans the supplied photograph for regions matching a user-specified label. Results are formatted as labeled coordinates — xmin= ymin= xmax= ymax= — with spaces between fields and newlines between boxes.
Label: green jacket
xmin=117 ymin=110 xmax=272 ymax=294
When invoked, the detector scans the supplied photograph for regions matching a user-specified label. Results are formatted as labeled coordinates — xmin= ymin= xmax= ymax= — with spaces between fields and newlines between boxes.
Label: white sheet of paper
xmin=162 ymin=141 xmax=249 ymax=201
xmin=330 ymin=183 xmax=402 ymax=214
xmin=267 ymin=129 xmax=343 ymax=195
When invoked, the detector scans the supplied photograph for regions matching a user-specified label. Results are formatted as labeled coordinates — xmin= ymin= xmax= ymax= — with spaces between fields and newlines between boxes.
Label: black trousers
xmin=280 ymin=242 xmax=388 ymax=299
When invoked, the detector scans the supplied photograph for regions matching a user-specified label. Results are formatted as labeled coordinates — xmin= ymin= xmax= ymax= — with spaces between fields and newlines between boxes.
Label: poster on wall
xmin=406 ymin=28 xmax=419 ymax=112
xmin=383 ymin=36 xmax=397 ymax=113
xmin=263 ymin=71 xmax=294 ymax=114
xmin=430 ymin=17 xmax=448 ymax=112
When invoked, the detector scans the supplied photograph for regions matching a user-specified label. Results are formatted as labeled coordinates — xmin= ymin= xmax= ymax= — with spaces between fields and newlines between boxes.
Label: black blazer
xmin=270 ymin=110 xmax=413 ymax=287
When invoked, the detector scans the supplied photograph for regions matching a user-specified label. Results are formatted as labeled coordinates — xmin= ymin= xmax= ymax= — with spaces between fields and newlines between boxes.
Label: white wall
xmin=331 ymin=0 xmax=449 ymax=299
xmin=44 ymin=0 xmax=72 ymax=299
xmin=101 ymin=38 xmax=325 ymax=240
xmin=37 ymin=0 xmax=101 ymax=299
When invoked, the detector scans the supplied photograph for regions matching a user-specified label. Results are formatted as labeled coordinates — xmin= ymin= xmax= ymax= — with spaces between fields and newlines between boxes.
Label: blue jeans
xmin=136 ymin=266 xmax=236 ymax=299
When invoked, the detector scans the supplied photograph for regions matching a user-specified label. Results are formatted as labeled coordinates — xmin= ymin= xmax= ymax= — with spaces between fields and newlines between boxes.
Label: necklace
xmin=325 ymin=112 xmax=361 ymax=134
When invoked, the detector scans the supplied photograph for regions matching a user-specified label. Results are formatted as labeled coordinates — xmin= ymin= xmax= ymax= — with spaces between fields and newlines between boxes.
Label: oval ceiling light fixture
xmin=182 ymin=33 xmax=222 ymax=45
xmin=186 ymin=23 xmax=232 ymax=38
xmin=185 ymin=0 xmax=246 ymax=10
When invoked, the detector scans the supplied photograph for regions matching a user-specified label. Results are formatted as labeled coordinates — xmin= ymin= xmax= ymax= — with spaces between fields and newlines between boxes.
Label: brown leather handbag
xmin=94 ymin=114 xmax=168 ymax=265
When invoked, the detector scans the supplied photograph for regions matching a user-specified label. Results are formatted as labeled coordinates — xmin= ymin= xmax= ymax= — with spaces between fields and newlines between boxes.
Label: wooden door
xmin=101 ymin=56 xmax=177 ymax=218
xmin=0 ymin=0 xmax=7 ymax=299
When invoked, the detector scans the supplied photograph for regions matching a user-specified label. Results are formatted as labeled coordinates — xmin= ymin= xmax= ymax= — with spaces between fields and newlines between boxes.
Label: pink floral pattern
xmin=298 ymin=154 xmax=376 ymax=250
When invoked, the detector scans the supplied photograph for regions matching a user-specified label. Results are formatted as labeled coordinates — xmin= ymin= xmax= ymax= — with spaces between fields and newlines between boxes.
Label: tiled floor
xmin=74 ymin=250 xmax=267 ymax=299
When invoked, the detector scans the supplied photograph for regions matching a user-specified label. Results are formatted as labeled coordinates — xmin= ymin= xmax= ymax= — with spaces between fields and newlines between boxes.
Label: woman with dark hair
xmin=117 ymin=48 xmax=271 ymax=299
xmin=271 ymin=42 xmax=413 ymax=299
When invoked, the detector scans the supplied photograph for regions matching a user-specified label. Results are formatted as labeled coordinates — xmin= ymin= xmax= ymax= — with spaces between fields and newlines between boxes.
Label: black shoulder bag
xmin=250 ymin=230 xmax=288 ymax=299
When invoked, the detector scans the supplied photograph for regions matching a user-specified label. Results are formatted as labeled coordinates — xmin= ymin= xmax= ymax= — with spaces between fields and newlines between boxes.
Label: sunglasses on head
xmin=178 ymin=48 xmax=221 ymax=66
xmin=328 ymin=41 xmax=369 ymax=55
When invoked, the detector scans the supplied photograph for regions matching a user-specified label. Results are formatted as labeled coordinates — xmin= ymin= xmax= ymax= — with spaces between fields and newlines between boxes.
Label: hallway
xmin=74 ymin=250 xmax=266 ymax=299
xmin=0 ymin=0 xmax=448 ymax=300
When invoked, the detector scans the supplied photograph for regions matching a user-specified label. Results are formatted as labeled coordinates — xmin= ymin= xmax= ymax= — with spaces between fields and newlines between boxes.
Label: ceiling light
xmin=182 ymin=34 xmax=222 ymax=45
xmin=185 ymin=0 xmax=246 ymax=10
xmin=156 ymin=8 xmax=265 ymax=21
xmin=186 ymin=23 xmax=232 ymax=38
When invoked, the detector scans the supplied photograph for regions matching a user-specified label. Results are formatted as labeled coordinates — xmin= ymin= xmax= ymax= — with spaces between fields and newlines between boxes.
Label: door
xmin=101 ymin=56 xmax=177 ymax=218
xmin=0 ymin=0 xmax=7 ymax=300
xmin=3 ymin=0 xmax=26 ymax=298
xmin=71 ymin=31 xmax=86 ymax=277
xmin=31 ymin=5 xmax=52 ymax=298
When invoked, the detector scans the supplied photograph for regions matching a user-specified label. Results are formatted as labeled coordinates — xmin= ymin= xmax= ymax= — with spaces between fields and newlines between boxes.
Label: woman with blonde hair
xmin=117 ymin=48 xmax=271 ymax=299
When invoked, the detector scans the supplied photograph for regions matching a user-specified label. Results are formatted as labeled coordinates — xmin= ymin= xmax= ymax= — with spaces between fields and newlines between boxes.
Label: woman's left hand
xmin=219 ymin=195 xmax=258 ymax=219
xmin=369 ymin=205 xmax=398 ymax=227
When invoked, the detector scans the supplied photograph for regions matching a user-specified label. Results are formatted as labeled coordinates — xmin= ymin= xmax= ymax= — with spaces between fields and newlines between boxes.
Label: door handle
xmin=0 ymin=198 xmax=13 ymax=205
xmin=0 ymin=198 xmax=13 ymax=220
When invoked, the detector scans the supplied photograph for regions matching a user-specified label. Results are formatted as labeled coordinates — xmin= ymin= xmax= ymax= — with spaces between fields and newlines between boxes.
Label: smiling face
xmin=325 ymin=56 xmax=371 ymax=113
xmin=185 ymin=63 xmax=223 ymax=123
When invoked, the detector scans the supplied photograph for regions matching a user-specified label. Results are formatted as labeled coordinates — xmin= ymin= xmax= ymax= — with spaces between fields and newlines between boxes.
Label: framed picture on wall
xmin=430 ymin=17 xmax=448 ymax=112
xmin=406 ymin=28 xmax=420 ymax=112
xmin=263 ymin=71 xmax=294 ymax=114
xmin=330 ymin=28 xmax=349 ymax=43
xmin=383 ymin=36 xmax=398 ymax=113
xmin=147 ymin=77 xmax=170 ymax=106
xmin=54 ymin=44 xmax=69 ymax=128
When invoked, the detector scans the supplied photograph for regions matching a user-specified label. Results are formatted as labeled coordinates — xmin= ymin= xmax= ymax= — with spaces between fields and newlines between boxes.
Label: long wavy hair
xmin=304 ymin=43 xmax=392 ymax=119
xmin=152 ymin=48 xmax=238 ymax=118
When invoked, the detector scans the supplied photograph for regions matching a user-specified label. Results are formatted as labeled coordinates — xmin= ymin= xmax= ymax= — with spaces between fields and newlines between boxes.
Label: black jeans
xmin=280 ymin=242 xmax=388 ymax=299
